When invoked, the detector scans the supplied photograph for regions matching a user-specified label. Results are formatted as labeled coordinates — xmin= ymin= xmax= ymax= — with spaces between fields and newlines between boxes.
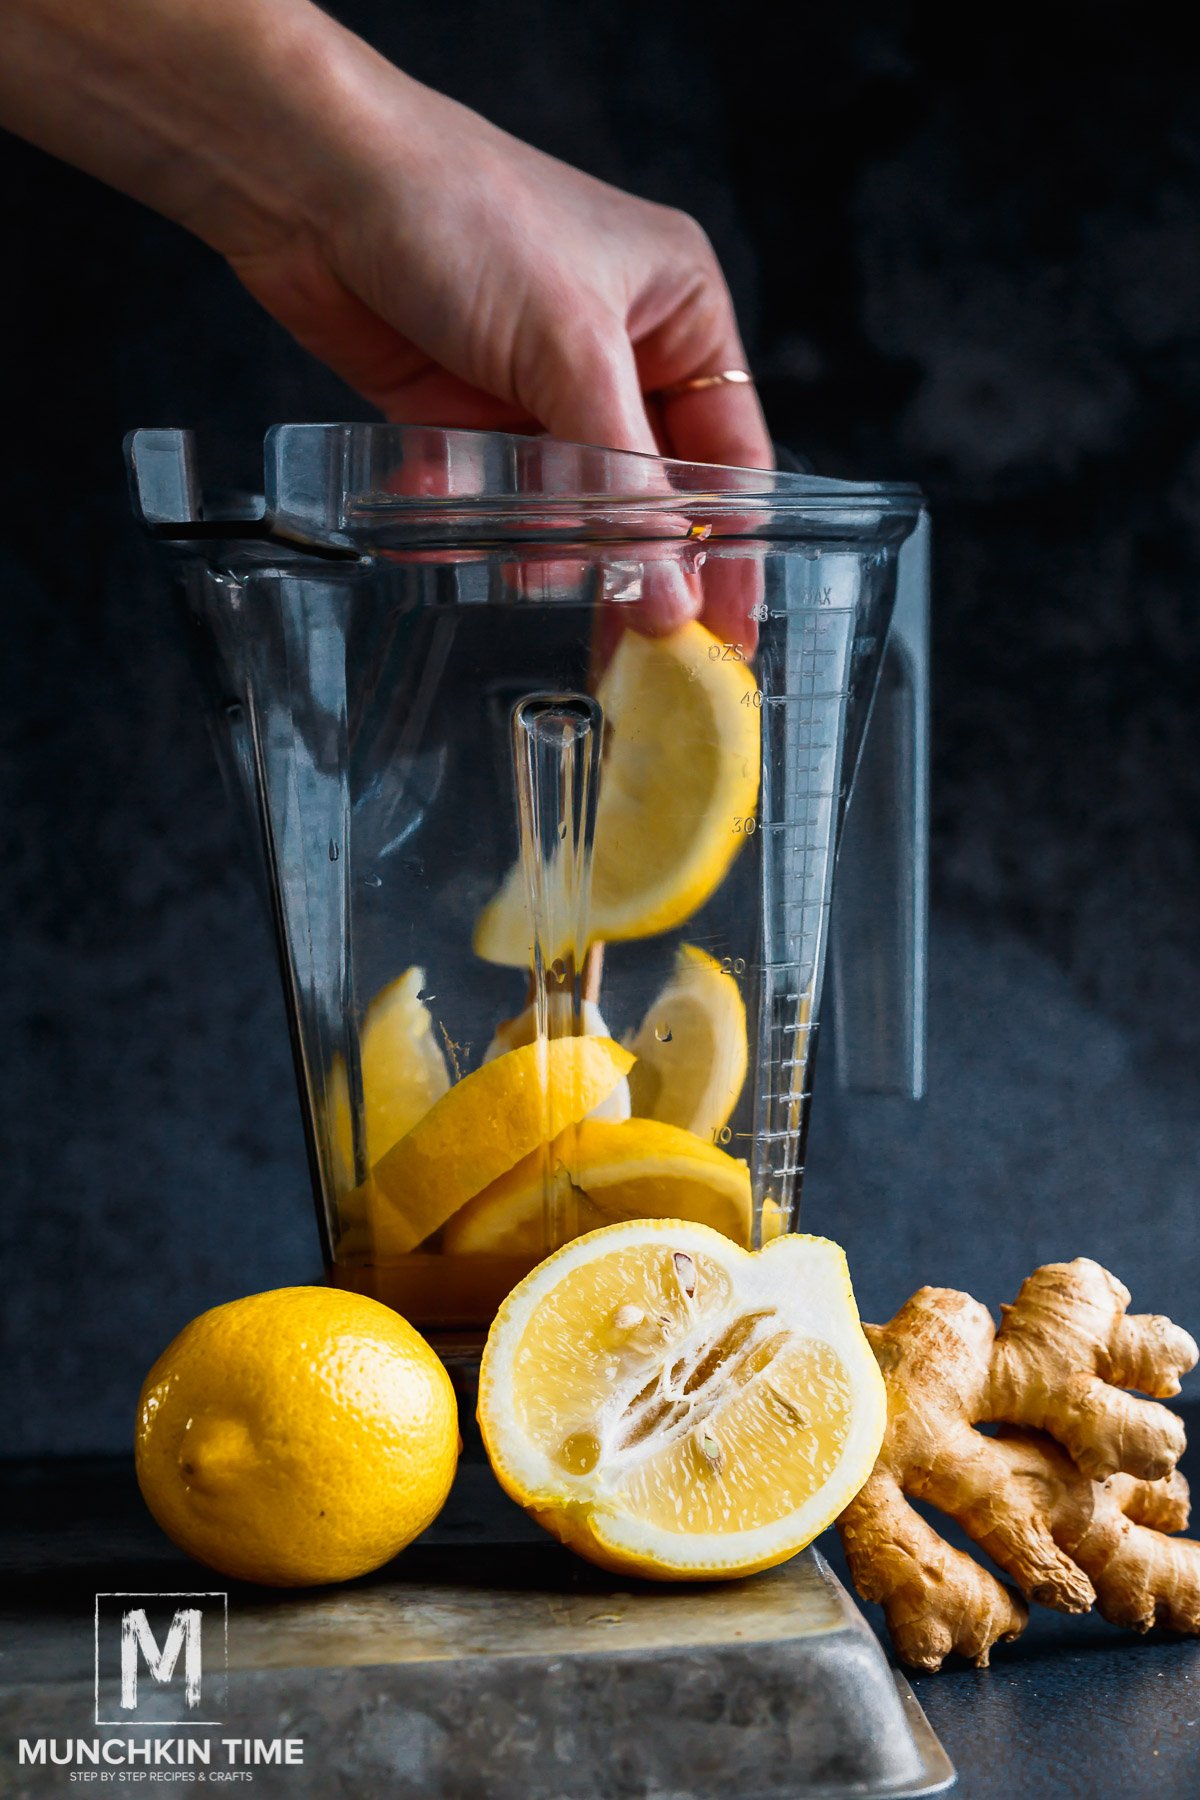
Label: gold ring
xmin=650 ymin=368 xmax=755 ymax=400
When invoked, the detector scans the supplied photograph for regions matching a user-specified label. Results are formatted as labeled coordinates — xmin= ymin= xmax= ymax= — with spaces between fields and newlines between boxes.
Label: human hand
xmin=211 ymin=4 xmax=773 ymax=633
xmin=201 ymin=11 xmax=770 ymax=472
xmin=0 ymin=0 xmax=771 ymax=628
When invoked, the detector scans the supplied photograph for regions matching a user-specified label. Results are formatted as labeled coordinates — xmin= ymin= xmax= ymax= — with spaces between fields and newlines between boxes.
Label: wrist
xmin=177 ymin=2 xmax=460 ymax=265
xmin=0 ymin=0 xmax=421 ymax=260
xmin=150 ymin=0 xmax=398 ymax=257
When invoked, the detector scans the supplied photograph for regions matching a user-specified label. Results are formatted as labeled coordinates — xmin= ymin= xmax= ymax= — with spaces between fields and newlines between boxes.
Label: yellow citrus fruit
xmin=627 ymin=944 xmax=748 ymax=1139
xmin=475 ymin=622 xmax=761 ymax=965
xmin=135 ymin=1287 xmax=459 ymax=1587
xmin=329 ymin=968 xmax=450 ymax=1181
xmin=444 ymin=1118 xmax=752 ymax=1257
xmin=760 ymin=1196 xmax=789 ymax=1241
xmin=365 ymin=1036 xmax=635 ymax=1256
xmin=486 ymin=999 xmax=631 ymax=1122
xmin=444 ymin=1150 xmax=604 ymax=1262
xmin=478 ymin=1221 xmax=885 ymax=1580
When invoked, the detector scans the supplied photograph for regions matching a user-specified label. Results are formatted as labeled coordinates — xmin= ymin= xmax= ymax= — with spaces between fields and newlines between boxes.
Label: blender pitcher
xmin=127 ymin=425 xmax=928 ymax=1344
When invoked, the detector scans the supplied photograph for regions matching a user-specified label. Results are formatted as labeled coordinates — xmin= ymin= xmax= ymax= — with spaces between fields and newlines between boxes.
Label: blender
xmin=126 ymin=423 xmax=928 ymax=1346
xmin=126 ymin=424 xmax=950 ymax=1800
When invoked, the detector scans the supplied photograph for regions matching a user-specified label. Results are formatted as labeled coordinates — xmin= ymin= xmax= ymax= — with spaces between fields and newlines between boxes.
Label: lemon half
xmin=478 ymin=1221 xmax=885 ymax=1580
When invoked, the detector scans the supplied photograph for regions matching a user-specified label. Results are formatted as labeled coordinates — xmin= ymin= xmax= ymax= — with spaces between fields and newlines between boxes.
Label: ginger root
xmin=837 ymin=1258 xmax=1200 ymax=1670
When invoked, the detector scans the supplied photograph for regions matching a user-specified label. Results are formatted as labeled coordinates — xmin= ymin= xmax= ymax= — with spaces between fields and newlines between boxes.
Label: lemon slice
xmin=444 ymin=1118 xmax=752 ymax=1257
xmin=364 ymin=1036 xmax=634 ymax=1256
xmin=330 ymin=968 xmax=451 ymax=1181
xmin=486 ymin=1000 xmax=632 ymax=1122
xmin=478 ymin=1221 xmax=886 ymax=1579
xmin=628 ymin=944 xmax=748 ymax=1139
xmin=475 ymin=622 xmax=761 ymax=965
xmin=444 ymin=1154 xmax=606 ymax=1262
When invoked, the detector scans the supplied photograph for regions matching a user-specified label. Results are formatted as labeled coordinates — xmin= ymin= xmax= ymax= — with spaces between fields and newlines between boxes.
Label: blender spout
xmin=510 ymin=691 xmax=605 ymax=1248
xmin=511 ymin=691 xmax=604 ymax=1029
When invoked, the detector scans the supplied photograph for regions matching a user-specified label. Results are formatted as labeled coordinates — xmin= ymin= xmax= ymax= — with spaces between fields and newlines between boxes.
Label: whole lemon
xmin=135 ymin=1286 xmax=459 ymax=1587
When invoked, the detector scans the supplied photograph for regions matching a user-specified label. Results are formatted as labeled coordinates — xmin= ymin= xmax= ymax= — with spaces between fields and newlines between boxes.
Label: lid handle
xmin=123 ymin=427 xmax=355 ymax=559
xmin=830 ymin=511 xmax=930 ymax=1098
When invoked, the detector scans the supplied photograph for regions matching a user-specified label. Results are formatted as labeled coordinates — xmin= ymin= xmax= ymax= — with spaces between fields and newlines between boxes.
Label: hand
xmin=225 ymin=54 xmax=772 ymax=473
xmin=0 ymin=0 xmax=770 ymax=473
xmin=0 ymin=0 xmax=771 ymax=639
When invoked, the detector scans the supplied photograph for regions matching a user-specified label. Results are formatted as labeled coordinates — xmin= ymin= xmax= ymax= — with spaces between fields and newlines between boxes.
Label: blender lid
xmin=126 ymin=424 xmax=924 ymax=556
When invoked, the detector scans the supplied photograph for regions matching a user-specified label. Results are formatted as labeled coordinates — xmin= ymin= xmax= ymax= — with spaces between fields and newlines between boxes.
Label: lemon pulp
xmin=479 ymin=1222 xmax=886 ymax=1580
xmin=329 ymin=968 xmax=451 ymax=1225
xmin=512 ymin=1240 xmax=850 ymax=1534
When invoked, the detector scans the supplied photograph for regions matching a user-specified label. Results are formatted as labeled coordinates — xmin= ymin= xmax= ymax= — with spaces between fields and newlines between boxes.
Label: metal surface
xmin=2 ymin=1459 xmax=954 ymax=1800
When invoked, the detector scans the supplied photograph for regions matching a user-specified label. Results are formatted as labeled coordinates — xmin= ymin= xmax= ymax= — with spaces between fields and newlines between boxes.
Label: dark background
xmin=2 ymin=2 xmax=1197 ymax=1455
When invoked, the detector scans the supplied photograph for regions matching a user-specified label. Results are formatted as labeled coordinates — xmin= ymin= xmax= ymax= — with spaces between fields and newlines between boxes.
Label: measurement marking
xmin=757 ymin=803 xmax=836 ymax=827
xmin=769 ymin=1163 xmax=807 ymax=1178
xmin=756 ymin=609 xmax=852 ymax=621
xmin=763 ymin=691 xmax=849 ymax=705
xmin=759 ymin=805 xmax=837 ymax=822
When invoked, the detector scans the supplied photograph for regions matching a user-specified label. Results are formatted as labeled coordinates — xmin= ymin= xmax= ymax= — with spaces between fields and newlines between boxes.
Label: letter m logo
xmin=95 ymin=1593 xmax=228 ymax=1725
xmin=121 ymin=1607 xmax=202 ymax=1710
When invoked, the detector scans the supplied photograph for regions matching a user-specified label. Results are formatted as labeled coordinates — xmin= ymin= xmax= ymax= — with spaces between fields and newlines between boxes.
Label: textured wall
xmin=2 ymin=2 xmax=1197 ymax=1454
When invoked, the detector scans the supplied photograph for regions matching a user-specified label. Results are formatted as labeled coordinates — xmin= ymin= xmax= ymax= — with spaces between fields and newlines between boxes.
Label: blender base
xmin=204 ymin=1457 xmax=950 ymax=1799
xmin=1 ymin=1457 xmax=955 ymax=1800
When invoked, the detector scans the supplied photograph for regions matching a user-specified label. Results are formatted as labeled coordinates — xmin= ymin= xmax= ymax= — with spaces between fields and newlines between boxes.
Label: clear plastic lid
xmin=127 ymin=425 xmax=925 ymax=555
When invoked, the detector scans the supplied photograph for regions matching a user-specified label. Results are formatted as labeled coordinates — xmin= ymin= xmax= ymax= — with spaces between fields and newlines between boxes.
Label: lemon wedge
xmin=364 ymin=1036 xmax=634 ymax=1256
xmin=478 ymin=1221 xmax=886 ymax=1579
xmin=628 ymin=944 xmax=748 ymax=1139
xmin=330 ymin=968 xmax=451 ymax=1181
xmin=444 ymin=1117 xmax=752 ymax=1257
xmin=475 ymin=622 xmax=761 ymax=965
xmin=486 ymin=1000 xmax=632 ymax=1122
